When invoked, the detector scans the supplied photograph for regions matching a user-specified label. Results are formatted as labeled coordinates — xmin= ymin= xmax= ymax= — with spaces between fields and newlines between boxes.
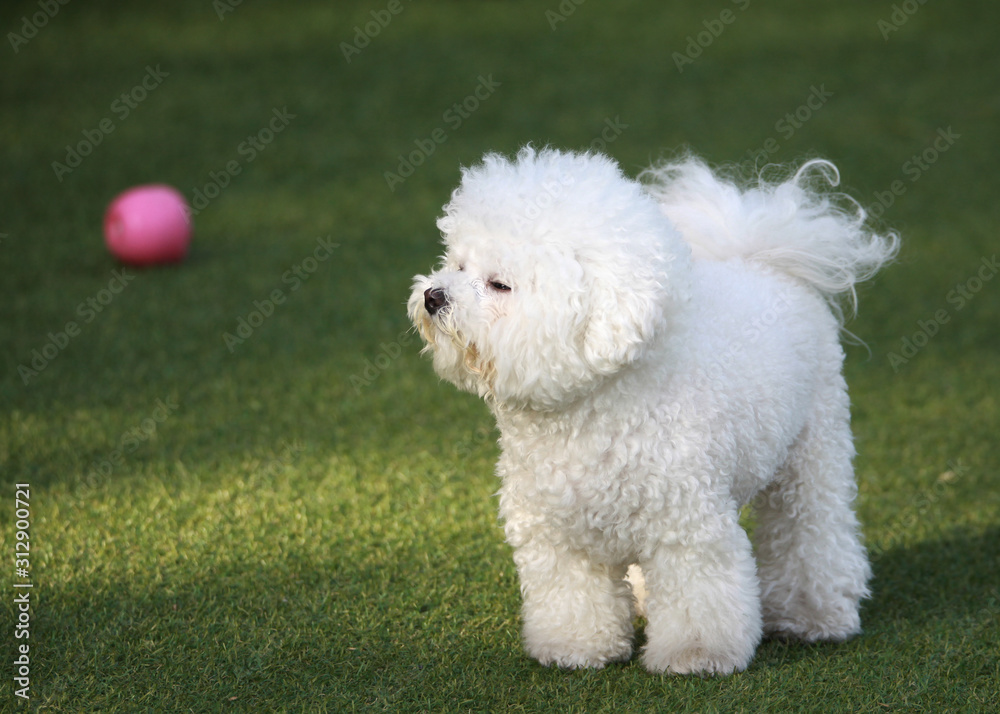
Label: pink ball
xmin=104 ymin=184 xmax=192 ymax=265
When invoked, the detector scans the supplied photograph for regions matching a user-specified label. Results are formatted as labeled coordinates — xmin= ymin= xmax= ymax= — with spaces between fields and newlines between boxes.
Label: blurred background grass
xmin=1 ymin=0 xmax=998 ymax=711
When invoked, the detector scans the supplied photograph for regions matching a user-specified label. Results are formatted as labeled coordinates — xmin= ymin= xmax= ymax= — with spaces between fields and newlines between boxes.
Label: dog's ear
xmin=582 ymin=278 xmax=663 ymax=375
xmin=579 ymin=234 xmax=692 ymax=375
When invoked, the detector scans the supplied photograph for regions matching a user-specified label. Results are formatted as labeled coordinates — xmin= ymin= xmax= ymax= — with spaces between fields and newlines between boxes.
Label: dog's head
xmin=408 ymin=147 xmax=692 ymax=411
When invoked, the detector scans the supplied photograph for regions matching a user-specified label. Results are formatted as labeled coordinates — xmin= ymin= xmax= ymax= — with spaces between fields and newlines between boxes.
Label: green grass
xmin=2 ymin=0 xmax=999 ymax=711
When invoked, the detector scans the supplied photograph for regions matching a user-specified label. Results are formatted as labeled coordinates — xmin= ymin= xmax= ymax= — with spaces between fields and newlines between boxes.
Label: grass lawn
xmin=2 ymin=0 xmax=999 ymax=711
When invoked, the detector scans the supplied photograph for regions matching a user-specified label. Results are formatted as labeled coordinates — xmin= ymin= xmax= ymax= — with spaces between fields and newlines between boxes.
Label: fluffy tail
xmin=640 ymin=155 xmax=900 ymax=323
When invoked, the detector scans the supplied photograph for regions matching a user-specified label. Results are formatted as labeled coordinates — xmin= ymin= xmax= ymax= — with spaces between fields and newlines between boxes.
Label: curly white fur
xmin=408 ymin=146 xmax=898 ymax=675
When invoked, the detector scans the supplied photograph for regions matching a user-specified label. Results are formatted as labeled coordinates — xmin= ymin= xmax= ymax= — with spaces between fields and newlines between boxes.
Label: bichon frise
xmin=407 ymin=147 xmax=898 ymax=675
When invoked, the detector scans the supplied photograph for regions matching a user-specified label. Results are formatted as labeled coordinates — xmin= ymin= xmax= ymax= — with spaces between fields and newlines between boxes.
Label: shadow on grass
xmin=866 ymin=525 xmax=1000 ymax=632
xmin=747 ymin=526 xmax=1000 ymax=675
xmin=34 ymin=553 xmax=522 ymax=711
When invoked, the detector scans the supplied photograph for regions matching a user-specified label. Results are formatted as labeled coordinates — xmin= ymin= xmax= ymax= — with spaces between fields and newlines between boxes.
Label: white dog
xmin=408 ymin=147 xmax=898 ymax=675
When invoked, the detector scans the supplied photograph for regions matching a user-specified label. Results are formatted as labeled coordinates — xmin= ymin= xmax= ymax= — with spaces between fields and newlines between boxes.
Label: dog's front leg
xmin=510 ymin=530 xmax=635 ymax=669
xmin=640 ymin=510 xmax=762 ymax=676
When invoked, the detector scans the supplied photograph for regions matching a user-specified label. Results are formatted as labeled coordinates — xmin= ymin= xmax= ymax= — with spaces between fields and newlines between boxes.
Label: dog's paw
xmin=535 ymin=648 xmax=633 ymax=670
xmin=761 ymin=581 xmax=865 ymax=643
xmin=641 ymin=643 xmax=749 ymax=676
xmin=527 ymin=633 xmax=633 ymax=670
xmin=763 ymin=607 xmax=861 ymax=643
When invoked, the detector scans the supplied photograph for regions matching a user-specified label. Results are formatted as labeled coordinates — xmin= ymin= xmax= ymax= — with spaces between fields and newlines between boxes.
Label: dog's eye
xmin=489 ymin=280 xmax=512 ymax=292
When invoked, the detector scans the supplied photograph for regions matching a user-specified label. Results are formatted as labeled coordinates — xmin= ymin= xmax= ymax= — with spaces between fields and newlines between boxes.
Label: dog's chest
xmin=496 ymin=424 xmax=663 ymax=559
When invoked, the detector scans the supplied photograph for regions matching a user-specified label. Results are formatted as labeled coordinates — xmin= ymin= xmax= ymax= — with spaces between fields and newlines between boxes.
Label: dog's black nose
xmin=424 ymin=287 xmax=448 ymax=315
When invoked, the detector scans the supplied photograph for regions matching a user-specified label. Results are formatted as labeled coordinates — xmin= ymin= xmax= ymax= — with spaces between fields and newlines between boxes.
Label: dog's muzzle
xmin=424 ymin=287 xmax=448 ymax=316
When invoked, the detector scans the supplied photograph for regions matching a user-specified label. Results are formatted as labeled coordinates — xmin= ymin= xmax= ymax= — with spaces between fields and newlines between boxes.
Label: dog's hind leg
xmin=753 ymin=376 xmax=872 ymax=642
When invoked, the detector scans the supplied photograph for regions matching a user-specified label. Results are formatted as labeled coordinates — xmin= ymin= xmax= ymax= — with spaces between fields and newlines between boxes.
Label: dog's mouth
xmin=463 ymin=342 xmax=495 ymax=380
xmin=414 ymin=294 xmax=498 ymax=400
xmin=460 ymin=342 xmax=497 ymax=402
